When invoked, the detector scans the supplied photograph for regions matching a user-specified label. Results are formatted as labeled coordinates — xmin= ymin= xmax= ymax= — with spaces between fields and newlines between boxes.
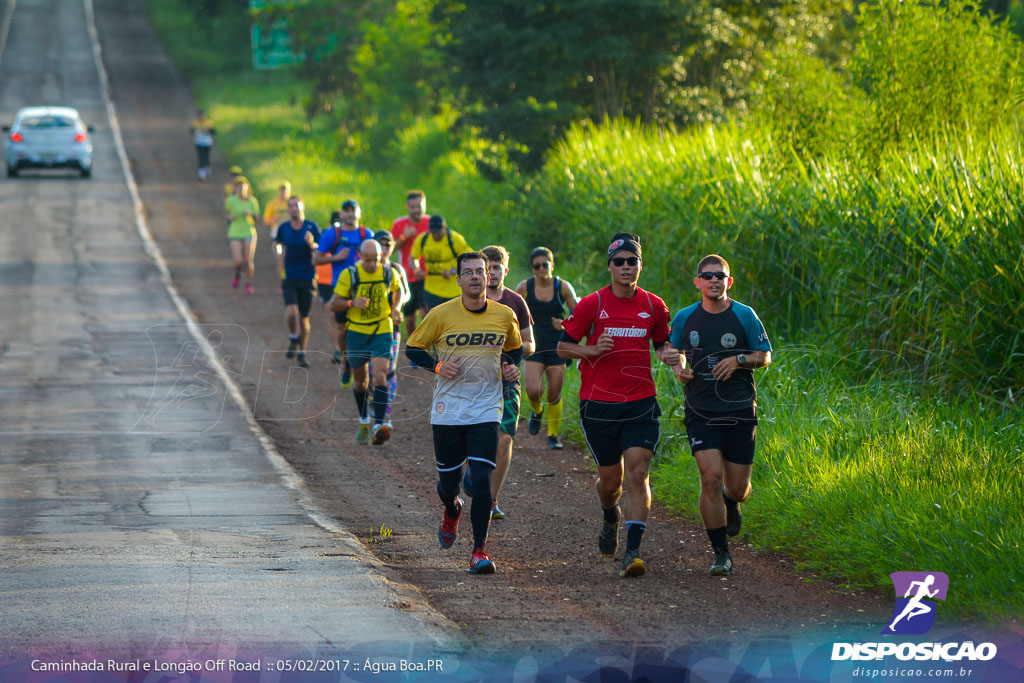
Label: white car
xmin=3 ymin=106 xmax=94 ymax=178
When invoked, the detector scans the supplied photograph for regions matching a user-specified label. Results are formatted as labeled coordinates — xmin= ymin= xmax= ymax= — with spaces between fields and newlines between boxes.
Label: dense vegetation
xmin=147 ymin=0 xmax=1023 ymax=619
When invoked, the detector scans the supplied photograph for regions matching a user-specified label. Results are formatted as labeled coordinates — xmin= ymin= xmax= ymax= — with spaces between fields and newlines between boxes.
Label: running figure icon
xmin=888 ymin=574 xmax=939 ymax=631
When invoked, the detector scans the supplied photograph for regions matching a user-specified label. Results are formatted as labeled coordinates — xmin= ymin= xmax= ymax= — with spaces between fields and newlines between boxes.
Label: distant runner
xmin=368 ymin=230 xmax=410 ymax=433
xmin=409 ymin=215 xmax=471 ymax=312
xmin=274 ymin=196 xmax=320 ymax=368
xmin=224 ymin=176 xmax=259 ymax=294
xmin=189 ymin=109 xmax=214 ymax=181
xmin=391 ymin=190 xmax=431 ymax=337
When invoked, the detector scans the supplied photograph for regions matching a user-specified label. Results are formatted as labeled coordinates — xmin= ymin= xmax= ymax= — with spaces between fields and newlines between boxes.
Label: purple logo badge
xmin=882 ymin=572 xmax=949 ymax=635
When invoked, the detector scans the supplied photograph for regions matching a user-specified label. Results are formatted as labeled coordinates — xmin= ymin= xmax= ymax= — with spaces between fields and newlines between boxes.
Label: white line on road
xmin=80 ymin=0 xmax=352 ymax=540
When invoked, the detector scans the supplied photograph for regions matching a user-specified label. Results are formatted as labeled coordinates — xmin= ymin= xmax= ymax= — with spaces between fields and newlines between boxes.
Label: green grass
xmin=147 ymin=0 xmax=1024 ymax=622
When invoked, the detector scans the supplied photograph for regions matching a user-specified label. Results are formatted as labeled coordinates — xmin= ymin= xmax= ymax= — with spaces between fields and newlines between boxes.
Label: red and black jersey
xmin=561 ymin=286 xmax=671 ymax=402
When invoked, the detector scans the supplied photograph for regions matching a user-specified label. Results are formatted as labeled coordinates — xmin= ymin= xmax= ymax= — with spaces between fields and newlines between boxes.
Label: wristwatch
xmin=736 ymin=354 xmax=747 ymax=368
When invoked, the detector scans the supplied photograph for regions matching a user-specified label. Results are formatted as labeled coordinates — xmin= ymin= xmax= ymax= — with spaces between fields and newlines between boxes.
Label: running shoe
xmin=384 ymin=419 xmax=394 ymax=432
xmin=438 ymin=498 xmax=463 ymax=549
xmin=356 ymin=423 xmax=371 ymax=445
xmin=619 ymin=549 xmax=648 ymax=578
xmin=332 ymin=350 xmax=344 ymax=364
xmin=286 ymin=339 xmax=298 ymax=359
xmin=340 ymin=362 xmax=353 ymax=389
xmin=371 ymin=423 xmax=390 ymax=445
xmin=468 ymin=547 xmax=495 ymax=574
xmin=528 ymin=410 xmax=543 ymax=436
xmin=547 ymin=435 xmax=564 ymax=450
xmin=297 ymin=354 xmax=309 ymax=368
xmin=245 ymin=284 xmax=254 ymax=294
xmin=709 ymin=552 xmax=734 ymax=576
xmin=491 ymin=501 xmax=505 ymax=520
xmin=232 ymin=274 xmax=240 ymax=289
xmin=462 ymin=467 xmax=474 ymax=497
xmin=723 ymin=486 xmax=742 ymax=537
xmin=599 ymin=512 xmax=620 ymax=558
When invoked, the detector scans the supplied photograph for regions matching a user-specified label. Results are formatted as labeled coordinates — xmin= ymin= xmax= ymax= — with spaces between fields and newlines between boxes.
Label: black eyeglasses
xmin=698 ymin=271 xmax=729 ymax=280
xmin=531 ymin=262 xmax=551 ymax=270
xmin=611 ymin=257 xmax=639 ymax=267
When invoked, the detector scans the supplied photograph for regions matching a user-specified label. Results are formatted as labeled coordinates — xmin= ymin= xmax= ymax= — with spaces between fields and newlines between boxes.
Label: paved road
xmin=0 ymin=0 xmax=456 ymax=665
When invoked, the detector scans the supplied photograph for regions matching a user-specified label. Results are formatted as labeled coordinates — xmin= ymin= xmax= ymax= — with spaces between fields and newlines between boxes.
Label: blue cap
xmin=341 ymin=199 xmax=359 ymax=210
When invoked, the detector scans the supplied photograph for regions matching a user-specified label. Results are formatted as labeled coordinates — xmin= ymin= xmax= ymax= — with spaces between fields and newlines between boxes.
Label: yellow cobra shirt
xmin=409 ymin=228 xmax=471 ymax=299
xmin=333 ymin=262 xmax=402 ymax=335
xmin=406 ymin=298 xmax=522 ymax=425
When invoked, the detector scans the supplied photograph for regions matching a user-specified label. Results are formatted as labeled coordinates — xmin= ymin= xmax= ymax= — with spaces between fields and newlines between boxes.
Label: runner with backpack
xmin=409 ymin=215 xmax=471 ymax=312
xmin=314 ymin=199 xmax=371 ymax=383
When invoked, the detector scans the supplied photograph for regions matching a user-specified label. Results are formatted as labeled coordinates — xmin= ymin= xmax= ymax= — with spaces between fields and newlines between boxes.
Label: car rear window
xmin=20 ymin=115 xmax=77 ymax=129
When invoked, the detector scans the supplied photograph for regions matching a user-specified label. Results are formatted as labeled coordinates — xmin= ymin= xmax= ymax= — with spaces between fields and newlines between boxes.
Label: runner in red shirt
xmin=391 ymin=190 xmax=431 ymax=337
xmin=557 ymin=232 xmax=681 ymax=578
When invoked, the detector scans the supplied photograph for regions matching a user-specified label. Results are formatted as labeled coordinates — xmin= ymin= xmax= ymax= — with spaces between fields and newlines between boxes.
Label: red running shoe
xmin=468 ymin=547 xmax=495 ymax=574
xmin=438 ymin=498 xmax=462 ymax=549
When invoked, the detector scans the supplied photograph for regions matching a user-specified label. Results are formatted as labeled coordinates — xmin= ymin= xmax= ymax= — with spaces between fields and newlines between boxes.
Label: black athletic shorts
xmin=500 ymin=380 xmax=521 ymax=438
xmin=422 ymin=290 xmax=452 ymax=312
xmin=526 ymin=348 xmax=568 ymax=367
xmin=282 ymin=279 xmax=315 ymax=318
xmin=432 ymin=422 xmax=499 ymax=472
xmin=580 ymin=395 xmax=661 ymax=468
xmin=684 ymin=406 xmax=757 ymax=465
xmin=402 ymin=279 xmax=424 ymax=315
xmin=317 ymin=283 xmax=335 ymax=305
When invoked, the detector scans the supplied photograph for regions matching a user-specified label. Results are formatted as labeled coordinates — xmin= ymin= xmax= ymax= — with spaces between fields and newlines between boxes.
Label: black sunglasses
xmin=611 ymin=256 xmax=639 ymax=267
xmin=699 ymin=271 xmax=729 ymax=280
xmin=531 ymin=261 xmax=551 ymax=270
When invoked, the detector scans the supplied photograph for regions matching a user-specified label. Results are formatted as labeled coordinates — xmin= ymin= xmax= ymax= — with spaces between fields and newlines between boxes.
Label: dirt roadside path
xmin=94 ymin=0 xmax=892 ymax=653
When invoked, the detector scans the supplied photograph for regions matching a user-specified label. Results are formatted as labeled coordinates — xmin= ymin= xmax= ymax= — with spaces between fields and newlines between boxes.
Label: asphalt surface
xmin=0 ymin=0 xmax=456 ymax=663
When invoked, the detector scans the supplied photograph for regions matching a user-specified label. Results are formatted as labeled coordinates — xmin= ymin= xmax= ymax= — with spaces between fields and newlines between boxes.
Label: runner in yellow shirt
xmin=331 ymin=239 xmax=403 ymax=446
xmin=405 ymin=251 xmax=523 ymax=575
xmin=263 ymin=181 xmax=292 ymax=237
xmin=409 ymin=214 xmax=470 ymax=310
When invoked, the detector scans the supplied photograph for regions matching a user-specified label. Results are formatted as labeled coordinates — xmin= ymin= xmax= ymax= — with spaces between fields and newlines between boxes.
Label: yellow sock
xmin=546 ymin=399 xmax=563 ymax=436
xmin=528 ymin=395 xmax=543 ymax=415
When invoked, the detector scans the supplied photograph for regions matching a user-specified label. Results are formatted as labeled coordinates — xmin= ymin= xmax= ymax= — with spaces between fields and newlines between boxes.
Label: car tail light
xmin=10 ymin=132 xmax=22 ymax=142
xmin=74 ymin=132 xmax=87 ymax=143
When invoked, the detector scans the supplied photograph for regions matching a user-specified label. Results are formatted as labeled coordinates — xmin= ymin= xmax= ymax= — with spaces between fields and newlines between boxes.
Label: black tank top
xmin=526 ymin=277 xmax=566 ymax=351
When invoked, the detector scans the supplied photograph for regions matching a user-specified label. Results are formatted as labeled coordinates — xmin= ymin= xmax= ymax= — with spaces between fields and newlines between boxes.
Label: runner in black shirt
xmin=669 ymin=254 xmax=772 ymax=577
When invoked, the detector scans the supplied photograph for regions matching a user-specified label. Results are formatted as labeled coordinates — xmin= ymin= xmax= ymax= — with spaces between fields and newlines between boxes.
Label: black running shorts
xmin=683 ymin=406 xmax=757 ymax=465
xmin=403 ymin=279 xmax=424 ymax=315
xmin=282 ymin=279 xmax=315 ymax=318
xmin=525 ymin=348 xmax=568 ymax=367
xmin=579 ymin=396 xmax=661 ymax=468
xmin=317 ymin=283 xmax=335 ymax=305
xmin=432 ymin=422 xmax=499 ymax=472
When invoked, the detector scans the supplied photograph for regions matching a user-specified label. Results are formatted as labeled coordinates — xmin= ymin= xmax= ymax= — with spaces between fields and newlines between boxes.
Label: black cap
xmin=373 ymin=230 xmax=392 ymax=242
xmin=341 ymin=199 xmax=359 ymax=210
xmin=428 ymin=214 xmax=445 ymax=231
xmin=607 ymin=232 xmax=642 ymax=262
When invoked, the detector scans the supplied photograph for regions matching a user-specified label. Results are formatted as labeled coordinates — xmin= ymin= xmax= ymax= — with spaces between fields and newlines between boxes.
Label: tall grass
xmin=525 ymin=120 xmax=1024 ymax=393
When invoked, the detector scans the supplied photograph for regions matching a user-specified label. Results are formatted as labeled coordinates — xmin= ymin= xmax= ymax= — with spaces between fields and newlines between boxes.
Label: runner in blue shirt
xmin=314 ymin=199 xmax=371 ymax=383
xmin=275 ymin=196 xmax=321 ymax=368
